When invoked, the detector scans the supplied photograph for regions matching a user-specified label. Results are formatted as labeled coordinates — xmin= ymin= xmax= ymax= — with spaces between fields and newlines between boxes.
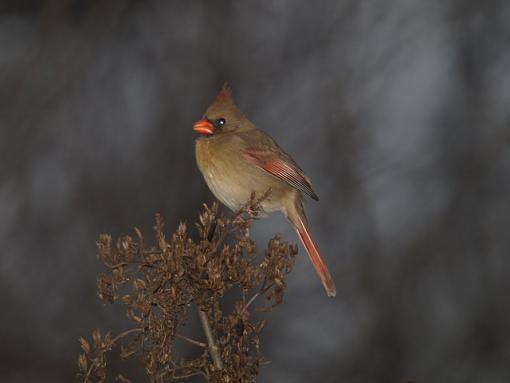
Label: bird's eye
xmin=215 ymin=118 xmax=226 ymax=128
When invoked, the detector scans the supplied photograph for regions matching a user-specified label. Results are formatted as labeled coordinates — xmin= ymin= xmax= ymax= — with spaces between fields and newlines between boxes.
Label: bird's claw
xmin=245 ymin=206 xmax=260 ymax=220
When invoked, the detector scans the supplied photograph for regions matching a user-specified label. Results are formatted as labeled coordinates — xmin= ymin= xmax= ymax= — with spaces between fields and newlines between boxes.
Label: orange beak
xmin=193 ymin=119 xmax=214 ymax=135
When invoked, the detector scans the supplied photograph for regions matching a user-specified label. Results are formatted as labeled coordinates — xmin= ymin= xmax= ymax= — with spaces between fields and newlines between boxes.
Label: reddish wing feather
xmin=244 ymin=149 xmax=319 ymax=200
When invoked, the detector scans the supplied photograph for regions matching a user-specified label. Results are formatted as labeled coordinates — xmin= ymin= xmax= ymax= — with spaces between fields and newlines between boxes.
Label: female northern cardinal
xmin=193 ymin=85 xmax=336 ymax=297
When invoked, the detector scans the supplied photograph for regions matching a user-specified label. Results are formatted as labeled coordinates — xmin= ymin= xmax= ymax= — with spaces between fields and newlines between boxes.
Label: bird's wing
xmin=242 ymin=144 xmax=319 ymax=201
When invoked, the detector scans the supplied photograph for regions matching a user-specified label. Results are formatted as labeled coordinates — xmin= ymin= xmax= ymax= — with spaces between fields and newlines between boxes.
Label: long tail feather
xmin=294 ymin=216 xmax=336 ymax=297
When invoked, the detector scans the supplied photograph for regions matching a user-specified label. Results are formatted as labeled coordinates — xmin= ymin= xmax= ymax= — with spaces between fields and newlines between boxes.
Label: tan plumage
xmin=193 ymin=85 xmax=336 ymax=297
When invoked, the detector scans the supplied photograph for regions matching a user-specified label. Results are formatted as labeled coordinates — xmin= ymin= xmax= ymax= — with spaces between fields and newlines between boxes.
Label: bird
xmin=192 ymin=85 xmax=336 ymax=297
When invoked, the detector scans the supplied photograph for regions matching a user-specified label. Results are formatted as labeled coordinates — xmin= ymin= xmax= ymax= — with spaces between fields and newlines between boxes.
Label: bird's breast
xmin=195 ymin=138 xmax=246 ymax=211
xmin=195 ymin=137 xmax=289 ymax=213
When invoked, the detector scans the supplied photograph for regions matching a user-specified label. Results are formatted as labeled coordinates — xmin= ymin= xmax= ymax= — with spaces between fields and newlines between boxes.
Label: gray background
xmin=1 ymin=1 xmax=509 ymax=382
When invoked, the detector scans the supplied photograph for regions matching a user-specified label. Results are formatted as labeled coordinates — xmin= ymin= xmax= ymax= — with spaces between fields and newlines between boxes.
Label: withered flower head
xmin=78 ymin=195 xmax=297 ymax=382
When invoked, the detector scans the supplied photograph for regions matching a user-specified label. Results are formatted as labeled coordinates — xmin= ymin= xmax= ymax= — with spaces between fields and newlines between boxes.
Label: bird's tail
xmin=292 ymin=211 xmax=336 ymax=297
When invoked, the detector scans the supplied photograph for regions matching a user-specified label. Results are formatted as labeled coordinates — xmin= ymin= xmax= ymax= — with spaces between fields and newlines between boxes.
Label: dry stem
xmin=175 ymin=333 xmax=206 ymax=348
xmin=197 ymin=308 xmax=224 ymax=370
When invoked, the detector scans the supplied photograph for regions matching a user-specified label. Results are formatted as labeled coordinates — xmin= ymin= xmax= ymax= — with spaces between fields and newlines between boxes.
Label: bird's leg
xmin=245 ymin=205 xmax=259 ymax=220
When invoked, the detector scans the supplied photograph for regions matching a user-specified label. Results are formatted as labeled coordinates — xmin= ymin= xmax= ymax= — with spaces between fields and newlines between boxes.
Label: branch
xmin=197 ymin=308 xmax=223 ymax=370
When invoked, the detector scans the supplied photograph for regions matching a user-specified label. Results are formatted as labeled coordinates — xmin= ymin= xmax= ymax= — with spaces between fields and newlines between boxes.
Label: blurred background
xmin=1 ymin=0 xmax=510 ymax=382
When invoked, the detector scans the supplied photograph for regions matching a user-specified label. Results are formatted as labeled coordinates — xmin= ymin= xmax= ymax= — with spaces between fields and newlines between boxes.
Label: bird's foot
xmin=245 ymin=205 xmax=260 ymax=220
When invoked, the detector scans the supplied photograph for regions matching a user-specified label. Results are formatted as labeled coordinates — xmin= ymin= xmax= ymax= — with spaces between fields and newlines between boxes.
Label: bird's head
xmin=193 ymin=84 xmax=255 ymax=137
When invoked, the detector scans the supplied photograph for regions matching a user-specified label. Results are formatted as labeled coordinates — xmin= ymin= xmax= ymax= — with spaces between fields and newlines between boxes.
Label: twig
xmin=205 ymin=228 xmax=231 ymax=258
xmin=83 ymin=328 xmax=143 ymax=382
xmin=175 ymin=333 xmax=206 ymax=348
xmin=197 ymin=308 xmax=223 ymax=370
xmin=157 ymin=365 xmax=206 ymax=381
xmin=173 ymin=370 xmax=205 ymax=380
xmin=204 ymin=205 xmax=253 ymax=259
xmin=242 ymin=282 xmax=274 ymax=314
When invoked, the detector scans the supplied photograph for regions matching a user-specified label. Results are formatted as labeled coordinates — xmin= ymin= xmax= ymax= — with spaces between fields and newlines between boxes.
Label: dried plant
xmin=77 ymin=194 xmax=297 ymax=382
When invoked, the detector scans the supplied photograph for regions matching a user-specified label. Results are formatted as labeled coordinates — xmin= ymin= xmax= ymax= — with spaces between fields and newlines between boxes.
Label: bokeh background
xmin=1 ymin=0 xmax=510 ymax=382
